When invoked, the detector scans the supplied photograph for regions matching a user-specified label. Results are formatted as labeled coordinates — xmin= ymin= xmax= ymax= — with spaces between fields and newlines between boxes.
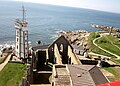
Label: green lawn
xmin=88 ymin=33 xmax=120 ymax=81
xmin=88 ymin=32 xmax=114 ymax=57
xmin=0 ymin=63 xmax=26 ymax=86
xmin=107 ymin=35 xmax=120 ymax=48
xmin=111 ymin=58 xmax=120 ymax=64
xmin=95 ymin=35 xmax=120 ymax=56
xmin=103 ymin=67 xmax=120 ymax=80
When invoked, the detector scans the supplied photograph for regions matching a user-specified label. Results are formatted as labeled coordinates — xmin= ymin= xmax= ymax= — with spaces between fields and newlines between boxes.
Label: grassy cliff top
xmin=0 ymin=63 xmax=26 ymax=86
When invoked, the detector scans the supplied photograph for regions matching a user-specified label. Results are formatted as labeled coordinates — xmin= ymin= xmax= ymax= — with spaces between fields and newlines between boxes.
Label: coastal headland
xmin=59 ymin=30 xmax=120 ymax=81
xmin=0 ymin=29 xmax=120 ymax=85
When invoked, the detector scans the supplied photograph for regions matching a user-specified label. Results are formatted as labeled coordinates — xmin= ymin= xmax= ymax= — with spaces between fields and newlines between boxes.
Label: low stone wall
xmin=80 ymin=60 xmax=113 ymax=67
xmin=20 ymin=77 xmax=30 ymax=86
xmin=54 ymin=44 xmax=62 ymax=64
xmin=80 ymin=60 xmax=98 ymax=65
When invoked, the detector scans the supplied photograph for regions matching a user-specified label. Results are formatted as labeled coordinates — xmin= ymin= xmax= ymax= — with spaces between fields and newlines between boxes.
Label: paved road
xmin=93 ymin=36 xmax=120 ymax=59
xmin=88 ymin=52 xmax=116 ymax=65
xmin=0 ymin=53 xmax=12 ymax=71
xmin=88 ymin=52 xmax=111 ymax=58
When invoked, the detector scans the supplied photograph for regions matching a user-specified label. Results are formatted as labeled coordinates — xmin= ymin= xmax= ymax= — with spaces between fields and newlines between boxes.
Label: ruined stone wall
xmin=54 ymin=44 xmax=62 ymax=64
xmin=68 ymin=46 xmax=81 ymax=64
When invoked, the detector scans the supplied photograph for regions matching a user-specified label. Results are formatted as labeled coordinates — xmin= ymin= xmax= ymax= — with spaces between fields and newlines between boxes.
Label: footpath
xmin=0 ymin=53 xmax=12 ymax=71
xmin=93 ymin=36 xmax=120 ymax=59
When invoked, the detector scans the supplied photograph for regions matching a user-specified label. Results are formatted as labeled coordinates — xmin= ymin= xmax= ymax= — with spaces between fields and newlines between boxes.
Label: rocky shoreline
xmin=59 ymin=30 xmax=90 ymax=49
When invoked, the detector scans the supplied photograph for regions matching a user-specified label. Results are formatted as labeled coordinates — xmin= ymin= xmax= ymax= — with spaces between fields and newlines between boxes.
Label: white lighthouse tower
xmin=15 ymin=6 xmax=28 ymax=63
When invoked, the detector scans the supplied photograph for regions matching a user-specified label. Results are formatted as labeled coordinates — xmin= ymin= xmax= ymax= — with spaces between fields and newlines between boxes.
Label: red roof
xmin=97 ymin=80 xmax=120 ymax=86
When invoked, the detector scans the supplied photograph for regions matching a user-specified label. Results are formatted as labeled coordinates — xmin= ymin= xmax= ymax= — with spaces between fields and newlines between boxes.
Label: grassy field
xmin=95 ymin=35 xmax=120 ymax=56
xmin=88 ymin=32 xmax=120 ymax=81
xmin=0 ymin=63 xmax=26 ymax=86
xmin=111 ymin=58 xmax=120 ymax=64
xmin=103 ymin=67 xmax=120 ymax=80
xmin=107 ymin=35 xmax=120 ymax=48
xmin=87 ymin=32 xmax=114 ymax=57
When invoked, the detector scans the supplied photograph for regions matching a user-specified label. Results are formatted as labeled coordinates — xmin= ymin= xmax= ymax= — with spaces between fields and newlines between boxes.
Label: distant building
xmin=72 ymin=44 xmax=85 ymax=55
xmin=15 ymin=6 xmax=29 ymax=62
xmin=114 ymin=33 xmax=120 ymax=38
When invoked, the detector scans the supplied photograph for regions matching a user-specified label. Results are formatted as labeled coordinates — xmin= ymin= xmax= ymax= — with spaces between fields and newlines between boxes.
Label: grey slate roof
xmin=53 ymin=65 xmax=108 ymax=86
xmin=72 ymin=44 xmax=84 ymax=51
xmin=67 ymin=65 xmax=96 ymax=86
xmin=67 ymin=65 xmax=108 ymax=86
xmin=32 ymin=44 xmax=49 ymax=51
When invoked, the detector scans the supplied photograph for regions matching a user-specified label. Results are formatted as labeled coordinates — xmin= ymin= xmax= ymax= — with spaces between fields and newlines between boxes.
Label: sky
xmin=10 ymin=0 xmax=120 ymax=13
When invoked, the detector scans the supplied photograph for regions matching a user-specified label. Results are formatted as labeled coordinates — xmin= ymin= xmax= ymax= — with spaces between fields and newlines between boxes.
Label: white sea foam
xmin=55 ymin=30 xmax=66 ymax=34
xmin=50 ymin=29 xmax=66 ymax=39
xmin=0 ymin=40 xmax=32 ymax=52
xmin=50 ymin=34 xmax=58 ymax=39
xmin=74 ymin=29 xmax=87 ymax=32
xmin=0 ymin=41 xmax=15 ymax=51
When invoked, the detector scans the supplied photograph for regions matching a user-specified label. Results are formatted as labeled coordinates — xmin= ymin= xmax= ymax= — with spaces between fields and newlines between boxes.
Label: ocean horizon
xmin=0 ymin=1 xmax=120 ymax=47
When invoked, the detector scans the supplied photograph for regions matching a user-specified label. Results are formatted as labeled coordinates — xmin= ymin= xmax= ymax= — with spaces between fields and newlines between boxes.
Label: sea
xmin=0 ymin=1 xmax=120 ymax=48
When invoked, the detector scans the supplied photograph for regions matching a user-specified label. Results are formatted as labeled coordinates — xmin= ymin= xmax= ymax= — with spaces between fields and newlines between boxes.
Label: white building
xmin=15 ymin=7 xmax=28 ymax=62
xmin=15 ymin=19 xmax=28 ymax=61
